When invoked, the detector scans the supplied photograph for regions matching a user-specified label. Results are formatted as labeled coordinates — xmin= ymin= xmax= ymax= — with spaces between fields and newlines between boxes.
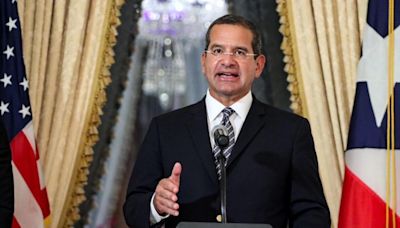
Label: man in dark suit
xmin=0 ymin=120 xmax=14 ymax=227
xmin=124 ymin=14 xmax=330 ymax=228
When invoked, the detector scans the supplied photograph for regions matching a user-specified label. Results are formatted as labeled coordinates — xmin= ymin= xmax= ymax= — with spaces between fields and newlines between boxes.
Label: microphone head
xmin=212 ymin=125 xmax=229 ymax=148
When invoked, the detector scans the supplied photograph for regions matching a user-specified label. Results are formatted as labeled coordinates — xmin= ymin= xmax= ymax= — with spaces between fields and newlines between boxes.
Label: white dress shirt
xmin=205 ymin=90 xmax=252 ymax=148
xmin=150 ymin=90 xmax=253 ymax=224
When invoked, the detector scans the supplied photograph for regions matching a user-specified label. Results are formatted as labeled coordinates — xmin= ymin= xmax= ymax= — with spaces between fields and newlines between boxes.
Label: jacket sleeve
xmin=123 ymin=118 xmax=166 ymax=227
xmin=290 ymin=118 xmax=331 ymax=228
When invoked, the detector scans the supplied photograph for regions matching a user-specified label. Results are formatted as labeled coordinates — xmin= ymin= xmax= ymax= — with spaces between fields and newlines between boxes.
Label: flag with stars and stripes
xmin=0 ymin=0 xmax=51 ymax=227
xmin=338 ymin=0 xmax=400 ymax=227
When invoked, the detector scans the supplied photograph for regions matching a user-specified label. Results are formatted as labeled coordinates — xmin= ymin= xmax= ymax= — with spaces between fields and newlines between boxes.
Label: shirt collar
xmin=205 ymin=90 xmax=253 ymax=121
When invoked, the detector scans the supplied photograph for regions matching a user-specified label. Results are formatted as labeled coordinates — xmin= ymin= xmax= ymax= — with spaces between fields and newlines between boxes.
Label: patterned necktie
xmin=213 ymin=107 xmax=235 ymax=180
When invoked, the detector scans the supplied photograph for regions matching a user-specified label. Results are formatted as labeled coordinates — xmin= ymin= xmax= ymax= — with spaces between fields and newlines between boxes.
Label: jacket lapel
xmin=185 ymin=99 xmax=219 ymax=185
xmin=227 ymin=98 xmax=267 ymax=167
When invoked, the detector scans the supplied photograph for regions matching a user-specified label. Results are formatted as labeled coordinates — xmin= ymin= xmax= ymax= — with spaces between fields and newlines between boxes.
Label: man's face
xmin=201 ymin=24 xmax=266 ymax=104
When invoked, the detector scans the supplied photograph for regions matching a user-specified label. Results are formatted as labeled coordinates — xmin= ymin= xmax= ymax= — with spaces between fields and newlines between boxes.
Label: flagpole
xmin=386 ymin=0 xmax=396 ymax=227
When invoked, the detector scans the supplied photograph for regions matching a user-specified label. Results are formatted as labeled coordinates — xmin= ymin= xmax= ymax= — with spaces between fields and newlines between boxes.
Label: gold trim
xmin=276 ymin=0 xmax=308 ymax=117
xmin=61 ymin=0 xmax=124 ymax=226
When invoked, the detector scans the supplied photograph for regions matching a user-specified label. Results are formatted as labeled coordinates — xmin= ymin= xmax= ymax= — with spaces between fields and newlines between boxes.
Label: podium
xmin=177 ymin=222 xmax=272 ymax=228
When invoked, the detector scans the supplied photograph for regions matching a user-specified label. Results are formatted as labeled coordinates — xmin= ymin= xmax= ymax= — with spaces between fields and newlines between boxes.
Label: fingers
xmin=154 ymin=192 xmax=180 ymax=216
xmin=157 ymin=179 xmax=178 ymax=199
xmin=169 ymin=162 xmax=182 ymax=186
xmin=154 ymin=162 xmax=182 ymax=217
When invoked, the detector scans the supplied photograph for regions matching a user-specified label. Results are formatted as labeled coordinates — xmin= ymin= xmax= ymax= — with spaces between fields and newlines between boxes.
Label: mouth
xmin=216 ymin=72 xmax=239 ymax=78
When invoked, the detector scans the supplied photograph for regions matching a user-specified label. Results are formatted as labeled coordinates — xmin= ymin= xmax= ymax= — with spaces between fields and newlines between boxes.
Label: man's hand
xmin=154 ymin=162 xmax=181 ymax=216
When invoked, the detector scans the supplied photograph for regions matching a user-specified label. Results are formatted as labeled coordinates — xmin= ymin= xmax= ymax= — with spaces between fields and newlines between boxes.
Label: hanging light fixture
xmin=138 ymin=0 xmax=227 ymax=110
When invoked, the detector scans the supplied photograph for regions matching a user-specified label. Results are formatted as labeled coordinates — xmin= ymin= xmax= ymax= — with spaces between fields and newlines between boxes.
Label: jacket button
xmin=216 ymin=214 xmax=222 ymax=222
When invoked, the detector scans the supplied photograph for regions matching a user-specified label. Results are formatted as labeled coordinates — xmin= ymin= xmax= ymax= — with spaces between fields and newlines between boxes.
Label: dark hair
xmin=204 ymin=14 xmax=262 ymax=55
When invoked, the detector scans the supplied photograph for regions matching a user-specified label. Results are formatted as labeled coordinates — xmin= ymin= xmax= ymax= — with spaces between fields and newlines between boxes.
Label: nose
xmin=220 ymin=53 xmax=237 ymax=67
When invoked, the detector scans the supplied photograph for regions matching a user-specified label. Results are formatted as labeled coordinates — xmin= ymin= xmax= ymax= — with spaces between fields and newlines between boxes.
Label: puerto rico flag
xmin=338 ymin=0 xmax=400 ymax=227
xmin=0 ymin=0 xmax=51 ymax=227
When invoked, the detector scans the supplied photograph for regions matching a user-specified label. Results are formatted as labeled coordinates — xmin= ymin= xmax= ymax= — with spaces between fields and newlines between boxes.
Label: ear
xmin=255 ymin=54 xmax=266 ymax=79
xmin=201 ymin=52 xmax=206 ymax=74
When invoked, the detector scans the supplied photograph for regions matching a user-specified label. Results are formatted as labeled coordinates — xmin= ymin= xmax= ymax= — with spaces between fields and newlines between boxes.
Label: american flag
xmin=338 ymin=0 xmax=400 ymax=227
xmin=0 ymin=0 xmax=51 ymax=227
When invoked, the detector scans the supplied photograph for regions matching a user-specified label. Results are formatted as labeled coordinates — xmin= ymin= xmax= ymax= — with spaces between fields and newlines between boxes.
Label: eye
xmin=211 ymin=47 xmax=224 ymax=55
xmin=234 ymin=49 xmax=247 ymax=56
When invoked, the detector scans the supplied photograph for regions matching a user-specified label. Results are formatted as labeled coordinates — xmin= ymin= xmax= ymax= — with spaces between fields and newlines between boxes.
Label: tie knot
xmin=221 ymin=107 xmax=234 ymax=124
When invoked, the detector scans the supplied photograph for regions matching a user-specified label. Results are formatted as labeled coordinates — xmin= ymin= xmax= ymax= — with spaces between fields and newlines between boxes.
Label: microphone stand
xmin=213 ymin=125 xmax=229 ymax=223
xmin=218 ymin=153 xmax=227 ymax=223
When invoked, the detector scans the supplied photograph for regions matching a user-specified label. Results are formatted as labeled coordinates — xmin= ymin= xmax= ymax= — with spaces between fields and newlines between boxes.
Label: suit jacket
xmin=0 ymin=120 xmax=14 ymax=227
xmin=124 ymin=97 xmax=330 ymax=228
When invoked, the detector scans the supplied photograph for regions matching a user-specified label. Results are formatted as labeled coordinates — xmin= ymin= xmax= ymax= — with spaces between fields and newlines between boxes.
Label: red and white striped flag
xmin=338 ymin=0 xmax=400 ymax=227
xmin=0 ymin=0 xmax=51 ymax=227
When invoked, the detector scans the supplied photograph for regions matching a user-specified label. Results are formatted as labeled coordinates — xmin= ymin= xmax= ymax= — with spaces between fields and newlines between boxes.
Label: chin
xmin=218 ymin=91 xmax=240 ymax=99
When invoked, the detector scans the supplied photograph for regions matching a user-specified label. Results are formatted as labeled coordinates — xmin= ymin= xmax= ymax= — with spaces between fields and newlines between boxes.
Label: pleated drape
xmin=17 ymin=0 xmax=124 ymax=226
xmin=277 ymin=0 xmax=368 ymax=227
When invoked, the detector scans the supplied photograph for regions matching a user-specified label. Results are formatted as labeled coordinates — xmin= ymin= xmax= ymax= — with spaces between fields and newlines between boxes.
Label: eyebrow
xmin=209 ymin=44 xmax=250 ymax=52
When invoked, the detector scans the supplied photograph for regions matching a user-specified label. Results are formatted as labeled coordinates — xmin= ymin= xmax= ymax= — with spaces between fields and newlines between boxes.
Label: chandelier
xmin=138 ymin=0 xmax=227 ymax=110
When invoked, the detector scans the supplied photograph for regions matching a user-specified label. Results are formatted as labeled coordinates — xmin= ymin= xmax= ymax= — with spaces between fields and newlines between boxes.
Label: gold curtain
xmin=277 ymin=0 xmax=368 ymax=227
xmin=17 ymin=0 xmax=124 ymax=227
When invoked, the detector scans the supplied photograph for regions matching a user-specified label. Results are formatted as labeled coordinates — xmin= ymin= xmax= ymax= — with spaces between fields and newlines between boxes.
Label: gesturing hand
xmin=154 ymin=162 xmax=182 ymax=217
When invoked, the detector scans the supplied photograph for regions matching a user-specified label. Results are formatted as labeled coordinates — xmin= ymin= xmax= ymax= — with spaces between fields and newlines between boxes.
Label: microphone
xmin=212 ymin=124 xmax=229 ymax=223
xmin=212 ymin=125 xmax=229 ymax=149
